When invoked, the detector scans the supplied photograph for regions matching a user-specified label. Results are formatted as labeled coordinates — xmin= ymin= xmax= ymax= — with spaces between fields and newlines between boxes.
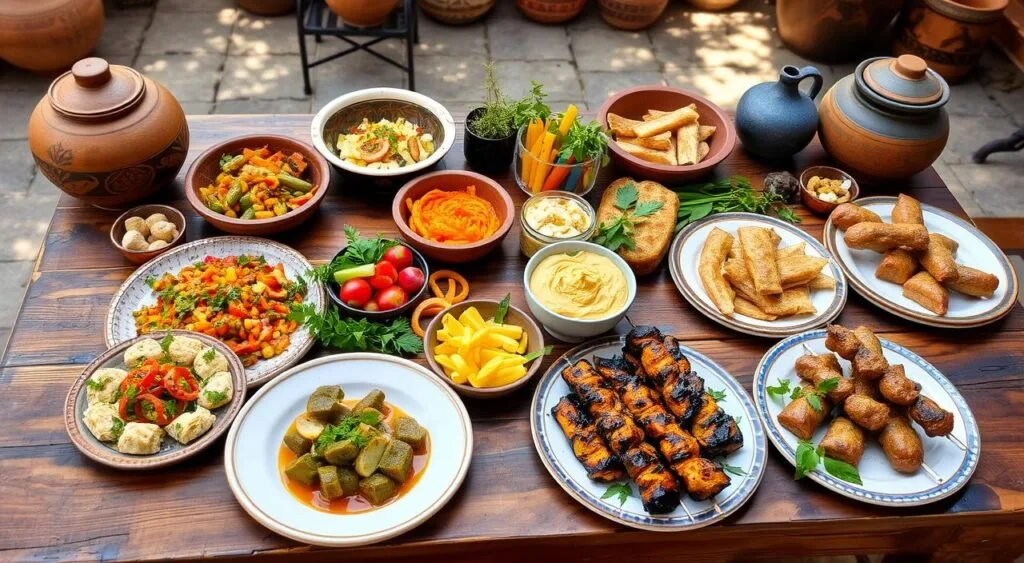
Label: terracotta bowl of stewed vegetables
xmin=185 ymin=134 xmax=331 ymax=235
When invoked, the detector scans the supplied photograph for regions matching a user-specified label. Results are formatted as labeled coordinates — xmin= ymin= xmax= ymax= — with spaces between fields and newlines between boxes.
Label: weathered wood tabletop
xmin=2 ymin=114 xmax=1022 ymax=562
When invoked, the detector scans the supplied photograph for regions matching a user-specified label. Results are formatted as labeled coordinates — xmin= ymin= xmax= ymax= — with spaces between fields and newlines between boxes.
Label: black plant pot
xmin=464 ymin=107 xmax=516 ymax=174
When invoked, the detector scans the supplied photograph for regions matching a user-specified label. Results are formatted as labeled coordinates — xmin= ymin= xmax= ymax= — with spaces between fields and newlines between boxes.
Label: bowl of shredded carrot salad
xmin=185 ymin=135 xmax=331 ymax=235
xmin=132 ymin=254 xmax=307 ymax=367
xmin=394 ymin=170 xmax=514 ymax=264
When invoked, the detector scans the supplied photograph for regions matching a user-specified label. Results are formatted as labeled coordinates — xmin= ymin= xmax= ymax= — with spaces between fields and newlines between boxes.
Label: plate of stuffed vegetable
xmin=752 ymin=324 xmax=980 ymax=506
xmin=105 ymin=236 xmax=326 ymax=388
xmin=64 ymin=330 xmax=247 ymax=469
xmin=530 ymin=325 xmax=766 ymax=531
xmin=224 ymin=353 xmax=472 ymax=547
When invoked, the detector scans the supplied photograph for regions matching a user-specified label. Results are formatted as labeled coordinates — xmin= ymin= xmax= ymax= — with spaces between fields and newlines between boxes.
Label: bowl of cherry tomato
xmin=324 ymin=240 xmax=431 ymax=320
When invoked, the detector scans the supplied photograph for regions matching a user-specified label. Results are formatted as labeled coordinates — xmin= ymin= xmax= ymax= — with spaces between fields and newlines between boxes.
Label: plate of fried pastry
xmin=669 ymin=212 xmax=847 ymax=338
xmin=824 ymin=195 xmax=1018 ymax=328
xmin=753 ymin=324 xmax=980 ymax=506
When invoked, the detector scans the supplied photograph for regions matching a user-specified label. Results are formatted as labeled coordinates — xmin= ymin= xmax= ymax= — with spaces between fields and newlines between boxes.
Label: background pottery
xmin=818 ymin=55 xmax=950 ymax=182
xmin=420 ymin=0 xmax=495 ymax=24
xmin=27 ymin=58 xmax=190 ymax=207
xmin=0 ymin=0 xmax=104 ymax=72
xmin=685 ymin=0 xmax=742 ymax=9
xmin=736 ymin=65 xmax=823 ymax=161
xmin=237 ymin=0 xmax=295 ymax=16
xmin=598 ymin=0 xmax=669 ymax=29
xmin=776 ymin=0 xmax=904 ymax=62
xmin=464 ymin=107 xmax=517 ymax=174
xmin=516 ymin=0 xmax=587 ymax=24
xmin=894 ymin=0 xmax=1009 ymax=83
xmin=325 ymin=0 xmax=398 ymax=27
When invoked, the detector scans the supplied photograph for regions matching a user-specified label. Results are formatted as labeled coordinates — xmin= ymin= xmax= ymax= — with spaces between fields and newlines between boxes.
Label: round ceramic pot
xmin=736 ymin=65 xmax=823 ymax=161
xmin=686 ymin=0 xmax=741 ymax=9
xmin=776 ymin=0 xmax=904 ymax=63
xmin=598 ymin=0 xmax=668 ymax=30
xmin=325 ymin=0 xmax=398 ymax=27
xmin=0 ymin=0 xmax=104 ymax=72
xmin=28 ymin=58 xmax=190 ymax=208
xmin=238 ymin=0 xmax=295 ymax=16
xmin=516 ymin=0 xmax=587 ymax=24
xmin=420 ymin=0 xmax=495 ymax=24
xmin=819 ymin=55 xmax=950 ymax=183
xmin=893 ymin=0 xmax=1008 ymax=84
xmin=464 ymin=107 xmax=516 ymax=174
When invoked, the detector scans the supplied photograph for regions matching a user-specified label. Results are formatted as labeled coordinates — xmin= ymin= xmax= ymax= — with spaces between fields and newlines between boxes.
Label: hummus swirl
xmin=530 ymin=251 xmax=628 ymax=320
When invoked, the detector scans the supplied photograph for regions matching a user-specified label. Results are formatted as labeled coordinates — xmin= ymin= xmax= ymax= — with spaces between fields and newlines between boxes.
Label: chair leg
xmin=972 ymin=128 xmax=1024 ymax=163
xmin=296 ymin=0 xmax=313 ymax=96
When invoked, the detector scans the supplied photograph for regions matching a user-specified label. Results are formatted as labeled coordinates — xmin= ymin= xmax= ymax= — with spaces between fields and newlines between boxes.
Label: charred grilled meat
xmin=551 ymin=394 xmax=627 ymax=482
xmin=691 ymin=392 xmax=744 ymax=457
xmin=561 ymin=359 xmax=681 ymax=514
xmin=595 ymin=356 xmax=730 ymax=501
xmin=909 ymin=395 xmax=955 ymax=437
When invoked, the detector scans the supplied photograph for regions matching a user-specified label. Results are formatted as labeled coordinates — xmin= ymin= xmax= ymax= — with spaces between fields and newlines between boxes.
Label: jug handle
xmin=780 ymin=65 xmax=823 ymax=100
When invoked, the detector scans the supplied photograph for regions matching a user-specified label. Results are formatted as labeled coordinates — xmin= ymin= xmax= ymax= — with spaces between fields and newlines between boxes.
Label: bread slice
xmin=596 ymin=177 xmax=679 ymax=275
xmin=632 ymin=106 xmax=698 ymax=138
xmin=607 ymin=113 xmax=671 ymax=150
xmin=616 ymin=139 xmax=677 ymax=165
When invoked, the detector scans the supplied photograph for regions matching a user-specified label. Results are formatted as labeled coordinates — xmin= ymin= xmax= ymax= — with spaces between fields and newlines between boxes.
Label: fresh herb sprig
xmin=675 ymin=176 xmax=800 ymax=232
xmin=511 ymin=81 xmax=551 ymax=130
xmin=469 ymin=62 xmax=517 ymax=139
xmin=558 ymin=119 xmax=609 ymax=166
xmin=794 ymin=439 xmax=862 ymax=485
xmin=601 ymin=482 xmax=633 ymax=506
xmin=308 ymin=225 xmax=397 ymax=283
xmin=593 ymin=181 xmax=665 ymax=252
xmin=707 ymin=387 xmax=727 ymax=402
xmin=522 ymin=345 xmax=553 ymax=363
xmin=288 ymin=303 xmax=422 ymax=356
xmin=315 ymin=410 xmax=383 ymax=454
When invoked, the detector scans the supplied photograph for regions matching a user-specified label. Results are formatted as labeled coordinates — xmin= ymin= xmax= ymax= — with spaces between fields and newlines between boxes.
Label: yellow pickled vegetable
xmin=432 ymin=305 xmax=540 ymax=389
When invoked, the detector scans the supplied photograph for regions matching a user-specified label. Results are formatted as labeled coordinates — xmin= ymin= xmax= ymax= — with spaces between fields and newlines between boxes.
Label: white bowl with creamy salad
xmin=524 ymin=241 xmax=637 ymax=342
xmin=519 ymin=192 xmax=597 ymax=257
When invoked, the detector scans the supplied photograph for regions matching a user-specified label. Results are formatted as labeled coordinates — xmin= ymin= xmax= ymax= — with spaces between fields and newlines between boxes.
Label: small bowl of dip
xmin=519 ymin=192 xmax=597 ymax=257
xmin=524 ymin=241 xmax=637 ymax=342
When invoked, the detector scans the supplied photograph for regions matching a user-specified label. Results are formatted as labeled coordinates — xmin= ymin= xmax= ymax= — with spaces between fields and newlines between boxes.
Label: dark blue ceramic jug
xmin=735 ymin=65 xmax=823 ymax=161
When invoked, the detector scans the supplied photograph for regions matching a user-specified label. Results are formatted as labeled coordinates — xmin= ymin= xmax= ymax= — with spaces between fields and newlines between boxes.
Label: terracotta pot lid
xmin=861 ymin=55 xmax=946 ymax=106
xmin=48 ymin=58 xmax=146 ymax=120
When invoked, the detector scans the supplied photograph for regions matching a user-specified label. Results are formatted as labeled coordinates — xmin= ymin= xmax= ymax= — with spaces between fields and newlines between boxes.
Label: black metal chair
xmin=295 ymin=0 xmax=418 ymax=95
xmin=973 ymin=128 xmax=1024 ymax=163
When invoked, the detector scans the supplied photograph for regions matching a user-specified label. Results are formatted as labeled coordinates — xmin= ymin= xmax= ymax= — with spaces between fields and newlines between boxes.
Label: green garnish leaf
xmin=288 ymin=304 xmax=423 ymax=356
xmin=707 ymin=387 xmax=727 ymax=402
xmin=237 ymin=255 xmax=251 ymax=267
xmin=522 ymin=345 xmax=554 ymax=363
xmin=790 ymin=385 xmax=805 ymax=401
xmin=315 ymin=410 xmax=385 ymax=454
xmin=110 ymin=416 xmax=125 ymax=440
xmin=601 ymin=482 xmax=633 ymax=506
xmin=615 ymin=182 xmax=639 ymax=211
xmin=308 ymin=225 xmax=398 ymax=283
xmin=805 ymin=393 xmax=822 ymax=412
xmin=633 ymin=200 xmax=664 ymax=218
xmin=204 ymin=390 xmax=227 ymax=405
xmin=816 ymin=376 xmax=840 ymax=395
xmin=202 ymin=348 xmax=216 ymax=363
xmin=86 ymin=377 xmax=106 ymax=391
xmin=163 ymin=399 xmax=177 ymax=419
xmin=794 ymin=439 xmax=819 ymax=480
xmin=159 ymin=334 xmax=175 ymax=353
xmin=721 ymin=462 xmax=747 ymax=476
xmin=766 ymin=378 xmax=791 ymax=402
xmin=493 ymin=293 xmax=511 ymax=325
xmin=822 ymin=456 xmax=863 ymax=485
xmin=734 ymin=415 xmax=742 ymax=426
xmin=674 ymin=176 xmax=801 ymax=233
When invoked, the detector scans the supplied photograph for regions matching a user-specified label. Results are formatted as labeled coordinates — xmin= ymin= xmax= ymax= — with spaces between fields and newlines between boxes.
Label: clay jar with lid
xmin=28 ymin=57 xmax=190 ymax=208
xmin=818 ymin=54 xmax=950 ymax=182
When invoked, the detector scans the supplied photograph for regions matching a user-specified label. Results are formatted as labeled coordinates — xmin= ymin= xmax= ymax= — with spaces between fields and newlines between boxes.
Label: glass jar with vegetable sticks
xmin=512 ymin=110 xmax=607 ymax=197
xmin=519 ymin=191 xmax=597 ymax=257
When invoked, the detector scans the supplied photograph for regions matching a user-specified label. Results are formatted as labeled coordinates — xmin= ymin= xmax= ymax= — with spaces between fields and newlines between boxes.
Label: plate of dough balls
xmin=111 ymin=204 xmax=187 ymax=264
xmin=63 ymin=330 xmax=247 ymax=469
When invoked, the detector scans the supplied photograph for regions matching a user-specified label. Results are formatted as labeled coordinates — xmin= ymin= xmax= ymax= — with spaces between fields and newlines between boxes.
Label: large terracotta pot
xmin=28 ymin=58 xmax=190 ymax=208
xmin=516 ymin=0 xmax=587 ymax=24
xmin=325 ymin=0 xmax=398 ymax=27
xmin=894 ymin=0 xmax=1008 ymax=84
xmin=238 ymin=0 xmax=295 ymax=16
xmin=776 ymin=0 xmax=904 ymax=63
xmin=598 ymin=0 xmax=668 ymax=29
xmin=0 ymin=0 xmax=104 ymax=73
xmin=818 ymin=55 xmax=950 ymax=183
xmin=421 ymin=0 xmax=495 ymax=24
xmin=685 ymin=0 xmax=741 ymax=10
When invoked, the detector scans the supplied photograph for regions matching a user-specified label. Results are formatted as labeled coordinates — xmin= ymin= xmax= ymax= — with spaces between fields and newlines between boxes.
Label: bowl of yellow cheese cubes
xmin=424 ymin=299 xmax=547 ymax=399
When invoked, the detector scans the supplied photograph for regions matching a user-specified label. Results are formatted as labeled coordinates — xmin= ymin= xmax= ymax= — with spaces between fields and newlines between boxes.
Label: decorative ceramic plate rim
xmin=223 ymin=353 xmax=473 ymax=547
xmin=64 ymin=329 xmax=247 ymax=470
xmin=668 ymin=212 xmax=848 ymax=338
xmin=104 ymin=236 xmax=325 ymax=388
xmin=752 ymin=329 xmax=981 ymax=506
xmin=823 ymin=196 xmax=1019 ymax=328
xmin=530 ymin=335 xmax=767 ymax=531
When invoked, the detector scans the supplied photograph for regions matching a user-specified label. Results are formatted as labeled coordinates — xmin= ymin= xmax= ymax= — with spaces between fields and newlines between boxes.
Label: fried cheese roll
xmin=879 ymin=414 xmax=924 ymax=474
xmin=830 ymin=203 xmax=882 ymax=230
xmin=738 ymin=226 xmax=782 ymax=295
xmin=931 ymin=233 xmax=959 ymax=253
xmin=920 ymin=234 xmax=960 ymax=284
xmin=733 ymin=296 xmax=777 ymax=321
xmin=891 ymin=193 xmax=924 ymax=225
xmin=946 ymin=265 xmax=999 ymax=298
xmin=777 ymin=254 xmax=830 ymax=288
xmin=844 ymin=223 xmax=930 ymax=253
xmin=903 ymin=271 xmax=949 ymax=315
xmin=699 ymin=227 xmax=736 ymax=316
xmin=819 ymin=417 xmax=866 ymax=466
xmin=876 ymin=249 xmax=919 ymax=285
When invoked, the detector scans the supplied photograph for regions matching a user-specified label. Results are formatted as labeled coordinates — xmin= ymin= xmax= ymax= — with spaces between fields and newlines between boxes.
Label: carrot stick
xmin=522 ymin=127 xmax=547 ymax=186
xmin=558 ymin=104 xmax=578 ymax=136
xmin=542 ymin=153 xmax=576 ymax=191
xmin=530 ymin=132 xmax=556 ymax=192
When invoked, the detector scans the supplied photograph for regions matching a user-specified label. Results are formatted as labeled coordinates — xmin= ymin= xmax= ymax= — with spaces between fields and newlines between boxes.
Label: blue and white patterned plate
xmin=530 ymin=335 xmax=767 ymax=531
xmin=753 ymin=330 xmax=981 ymax=506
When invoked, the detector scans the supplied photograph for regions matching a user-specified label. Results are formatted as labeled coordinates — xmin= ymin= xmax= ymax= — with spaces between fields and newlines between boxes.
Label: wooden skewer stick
xmin=801 ymin=343 xmax=816 ymax=355
xmin=710 ymin=500 xmax=723 ymax=515
xmin=946 ymin=433 xmax=967 ymax=451
xmin=921 ymin=462 xmax=944 ymax=484
xmin=678 ymin=501 xmax=694 ymax=521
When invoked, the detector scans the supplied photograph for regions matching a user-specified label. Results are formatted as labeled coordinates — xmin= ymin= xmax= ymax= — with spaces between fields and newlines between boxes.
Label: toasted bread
xmin=607 ymin=114 xmax=672 ymax=150
xmin=633 ymin=106 xmax=699 ymax=138
xmin=596 ymin=178 xmax=679 ymax=275
xmin=616 ymin=139 xmax=677 ymax=165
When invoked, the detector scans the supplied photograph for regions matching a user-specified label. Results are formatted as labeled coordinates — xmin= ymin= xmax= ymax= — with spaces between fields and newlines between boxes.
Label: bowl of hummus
xmin=524 ymin=241 xmax=636 ymax=342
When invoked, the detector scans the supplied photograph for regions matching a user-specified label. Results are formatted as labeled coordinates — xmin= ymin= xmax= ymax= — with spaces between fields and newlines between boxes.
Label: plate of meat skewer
xmin=752 ymin=324 xmax=980 ymax=506
xmin=530 ymin=325 xmax=767 ymax=531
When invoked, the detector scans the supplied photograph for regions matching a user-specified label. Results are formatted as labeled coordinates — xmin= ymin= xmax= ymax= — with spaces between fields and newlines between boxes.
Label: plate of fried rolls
xmin=753 ymin=324 xmax=980 ymax=506
xmin=669 ymin=212 xmax=847 ymax=338
xmin=530 ymin=326 xmax=766 ymax=530
xmin=825 ymin=195 xmax=1018 ymax=328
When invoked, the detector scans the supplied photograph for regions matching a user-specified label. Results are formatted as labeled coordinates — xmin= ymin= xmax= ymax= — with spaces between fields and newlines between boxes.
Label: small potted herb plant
xmin=464 ymin=63 xmax=549 ymax=174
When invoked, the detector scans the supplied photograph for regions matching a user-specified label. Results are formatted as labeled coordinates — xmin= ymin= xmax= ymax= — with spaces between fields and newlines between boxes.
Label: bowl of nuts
xmin=110 ymin=204 xmax=187 ymax=264
xmin=799 ymin=166 xmax=859 ymax=215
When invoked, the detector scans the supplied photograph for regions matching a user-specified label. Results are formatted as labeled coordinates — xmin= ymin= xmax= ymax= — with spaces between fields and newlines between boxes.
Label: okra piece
xmin=206 ymin=196 xmax=225 ymax=213
xmin=240 ymin=208 xmax=256 ymax=220
xmin=274 ymin=202 xmax=288 ymax=216
xmin=278 ymin=173 xmax=312 ymax=193
xmin=225 ymin=180 xmax=245 ymax=207
xmin=239 ymin=193 xmax=253 ymax=209
xmin=221 ymin=154 xmax=245 ymax=173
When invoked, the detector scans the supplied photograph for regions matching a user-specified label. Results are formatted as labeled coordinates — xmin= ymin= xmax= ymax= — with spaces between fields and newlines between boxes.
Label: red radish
xmin=364 ymin=302 xmax=380 ymax=312
xmin=369 ymin=261 xmax=398 ymax=290
xmin=397 ymin=267 xmax=425 ymax=293
xmin=383 ymin=245 xmax=414 ymax=270
xmin=339 ymin=279 xmax=372 ymax=308
xmin=376 ymin=286 xmax=408 ymax=311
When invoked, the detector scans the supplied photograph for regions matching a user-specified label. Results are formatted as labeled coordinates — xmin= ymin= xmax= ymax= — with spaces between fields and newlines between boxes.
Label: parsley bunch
xmin=288 ymin=303 xmax=422 ymax=356
xmin=601 ymin=482 xmax=633 ymax=506
xmin=766 ymin=376 xmax=839 ymax=412
xmin=314 ymin=410 xmax=383 ymax=454
xmin=593 ymin=181 xmax=665 ymax=252
xmin=795 ymin=439 xmax=862 ymax=485
xmin=511 ymin=81 xmax=551 ymax=130
xmin=558 ymin=119 xmax=609 ymax=165
xmin=308 ymin=225 xmax=397 ymax=283
xmin=675 ymin=176 xmax=800 ymax=233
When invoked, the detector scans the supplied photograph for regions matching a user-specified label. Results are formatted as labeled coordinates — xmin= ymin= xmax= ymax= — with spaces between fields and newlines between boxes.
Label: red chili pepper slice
xmin=134 ymin=393 xmax=170 ymax=426
xmin=164 ymin=367 xmax=200 ymax=401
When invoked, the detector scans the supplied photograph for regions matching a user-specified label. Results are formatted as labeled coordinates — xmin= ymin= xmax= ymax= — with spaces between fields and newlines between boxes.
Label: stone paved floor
xmin=1 ymin=0 xmax=1023 ymax=358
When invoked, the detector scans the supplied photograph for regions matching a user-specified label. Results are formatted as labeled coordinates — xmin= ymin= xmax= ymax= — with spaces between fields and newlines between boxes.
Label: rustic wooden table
xmin=2 ymin=114 xmax=1022 ymax=562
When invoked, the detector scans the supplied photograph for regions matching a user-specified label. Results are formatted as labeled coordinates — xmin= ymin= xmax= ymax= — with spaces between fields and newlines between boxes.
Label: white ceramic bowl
xmin=310 ymin=87 xmax=456 ymax=178
xmin=523 ymin=241 xmax=637 ymax=342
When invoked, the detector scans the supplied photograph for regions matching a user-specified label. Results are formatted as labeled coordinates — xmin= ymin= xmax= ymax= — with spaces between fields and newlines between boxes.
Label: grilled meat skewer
xmin=909 ymin=395 xmax=955 ymax=437
xmin=777 ymin=381 xmax=832 ymax=440
xmin=551 ymin=394 xmax=627 ymax=482
xmin=595 ymin=357 xmax=731 ymax=501
xmin=795 ymin=353 xmax=854 ymax=404
xmin=561 ymin=359 xmax=681 ymax=514
xmin=691 ymin=392 xmax=744 ymax=457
